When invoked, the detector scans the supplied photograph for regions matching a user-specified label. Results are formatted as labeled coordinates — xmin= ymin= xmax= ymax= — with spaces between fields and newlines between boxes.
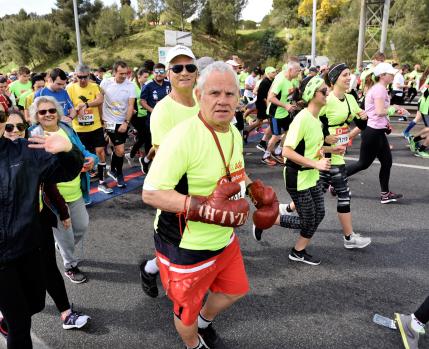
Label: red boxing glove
xmin=247 ymin=180 xmax=279 ymax=229
xmin=185 ymin=182 xmax=249 ymax=227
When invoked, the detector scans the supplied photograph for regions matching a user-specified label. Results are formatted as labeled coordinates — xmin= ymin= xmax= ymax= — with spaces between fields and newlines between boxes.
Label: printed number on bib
xmin=335 ymin=127 xmax=349 ymax=146
xmin=104 ymin=121 xmax=116 ymax=131
xmin=78 ymin=111 xmax=95 ymax=126
xmin=218 ymin=168 xmax=246 ymax=200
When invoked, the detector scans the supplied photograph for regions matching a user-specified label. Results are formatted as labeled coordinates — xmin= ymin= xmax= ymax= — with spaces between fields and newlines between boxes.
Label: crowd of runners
xmin=0 ymin=44 xmax=428 ymax=349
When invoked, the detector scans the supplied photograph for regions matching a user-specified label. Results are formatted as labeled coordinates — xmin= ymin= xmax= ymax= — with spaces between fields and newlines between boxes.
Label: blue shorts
xmin=270 ymin=117 xmax=292 ymax=136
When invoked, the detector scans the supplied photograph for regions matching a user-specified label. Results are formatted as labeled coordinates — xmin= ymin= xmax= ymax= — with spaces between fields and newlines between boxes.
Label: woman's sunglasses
xmin=169 ymin=64 xmax=197 ymax=74
xmin=317 ymin=88 xmax=328 ymax=96
xmin=5 ymin=123 xmax=27 ymax=132
xmin=37 ymin=108 xmax=57 ymax=116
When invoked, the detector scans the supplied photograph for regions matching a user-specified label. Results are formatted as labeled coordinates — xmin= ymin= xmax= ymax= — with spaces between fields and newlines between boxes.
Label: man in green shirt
xmin=238 ymin=67 xmax=249 ymax=97
xmin=8 ymin=66 xmax=32 ymax=109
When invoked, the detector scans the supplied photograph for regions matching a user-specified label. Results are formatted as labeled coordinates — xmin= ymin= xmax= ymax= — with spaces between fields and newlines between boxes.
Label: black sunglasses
xmin=317 ymin=87 xmax=328 ymax=96
xmin=5 ymin=123 xmax=27 ymax=132
xmin=169 ymin=64 xmax=197 ymax=74
xmin=77 ymin=75 xmax=89 ymax=80
xmin=37 ymin=108 xmax=57 ymax=116
xmin=0 ymin=110 xmax=7 ymax=123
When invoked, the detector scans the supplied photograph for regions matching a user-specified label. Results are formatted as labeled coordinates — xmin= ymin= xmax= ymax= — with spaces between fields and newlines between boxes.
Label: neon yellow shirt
xmin=135 ymin=83 xmax=147 ymax=118
xmin=150 ymin=95 xmax=199 ymax=146
xmin=67 ymin=82 xmax=102 ymax=133
xmin=9 ymin=80 xmax=32 ymax=101
xmin=55 ymin=128 xmax=82 ymax=202
xmin=145 ymin=117 xmax=246 ymax=251
xmin=284 ymin=109 xmax=324 ymax=191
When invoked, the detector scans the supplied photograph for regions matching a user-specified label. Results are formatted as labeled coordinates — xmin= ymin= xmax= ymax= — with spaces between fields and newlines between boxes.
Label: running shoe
xmin=256 ymin=143 xmax=267 ymax=152
xmin=64 ymin=267 xmax=87 ymax=284
xmin=414 ymin=150 xmax=429 ymax=158
xmin=409 ymin=139 xmax=418 ymax=153
xmin=107 ymin=169 xmax=118 ymax=182
xmin=138 ymin=157 xmax=150 ymax=174
xmin=124 ymin=153 xmax=133 ymax=167
xmin=344 ymin=233 xmax=371 ymax=249
xmin=402 ymin=131 xmax=410 ymax=139
xmin=288 ymin=249 xmax=321 ymax=266
xmin=398 ymin=116 xmax=408 ymax=122
xmin=0 ymin=318 xmax=8 ymax=338
xmin=98 ymin=182 xmax=113 ymax=194
xmin=139 ymin=260 xmax=159 ymax=298
xmin=117 ymin=175 xmax=126 ymax=188
xmin=380 ymin=191 xmax=403 ymax=204
xmin=198 ymin=324 xmax=227 ymax=349
xmin=261 ymin=157 xmax=277 ymax=166
xmin=63 ymin=305 xmax=91 ymax=330
xmin=279 ymin=203 xmax=294 ymax=215
xmin=271 ymin=154 xmax=284 ymax=164
xmin=395 ymin=313 xmax=424 ymax=349
xmin=252 ymin=225 xmax=264 ymax=241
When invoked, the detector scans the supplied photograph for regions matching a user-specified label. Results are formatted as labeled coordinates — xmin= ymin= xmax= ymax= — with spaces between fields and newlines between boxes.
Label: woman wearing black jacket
xmin=0 ymin=109 xmax=84 ymax=349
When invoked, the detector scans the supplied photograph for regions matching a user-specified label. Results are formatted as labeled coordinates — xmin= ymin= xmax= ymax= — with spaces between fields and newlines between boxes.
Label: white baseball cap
xmin=166 ymin=45 xmax=195 ymax=64
xmin=373 ymin=62 xmax=398 ymax=76
xmin=225 ymin=59 xmax=240 ymax=67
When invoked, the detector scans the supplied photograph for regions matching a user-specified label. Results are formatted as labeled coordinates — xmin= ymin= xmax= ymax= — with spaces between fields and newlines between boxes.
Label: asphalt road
xmin=2 ymin=122 xmax=428 ymax=349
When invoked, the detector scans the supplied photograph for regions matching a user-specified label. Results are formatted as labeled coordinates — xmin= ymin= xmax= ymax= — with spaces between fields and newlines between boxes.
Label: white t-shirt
xmin=244 ymin=75 xmax=256 ymax=98
xmin=392 ymin=73 xmax=405 ymax=95
xmin=100 ymin=78 xmax=135 ymax=124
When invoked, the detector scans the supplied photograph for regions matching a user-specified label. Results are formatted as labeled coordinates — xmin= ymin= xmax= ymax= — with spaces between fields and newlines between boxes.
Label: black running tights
xmin=345 ymin=126 xmax=392 ymax=192
xmin=415 ymin=296 xmax=429 ymax=324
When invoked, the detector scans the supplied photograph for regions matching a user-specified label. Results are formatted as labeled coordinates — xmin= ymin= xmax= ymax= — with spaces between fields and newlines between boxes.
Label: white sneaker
xmin=344 ymin=232 xmax=371 ymax=249
xmin=124 ymin=153 xmax=133 ymax=167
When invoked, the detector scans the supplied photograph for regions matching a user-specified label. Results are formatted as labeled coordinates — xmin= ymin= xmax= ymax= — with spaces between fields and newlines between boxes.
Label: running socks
xmin=404 ymin=121 xmax=416 ymax=134
xmin=411 ymin=313 xmax=425 ymax=333
xmin=198 ymin=313 xmax=212 ymax=329
xmin=344 ymin=234 xmax=351 ymax=241
xmin=98 ymin=162 xmax=106 ymax=182
xmin=144 ymin=258 xmax=159 ymax=274
xmin=143 ymin=156 xmax=150 ymax=164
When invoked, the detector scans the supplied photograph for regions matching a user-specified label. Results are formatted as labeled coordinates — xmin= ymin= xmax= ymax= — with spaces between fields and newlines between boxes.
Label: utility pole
xmin=72 ymin=0 xmax=83 ymax=65
xmin=379 ymin=0 xmax=390 ymax=53
xmin=311 ymin=0 xmax=317 ymax=66
xmin=356 ymin=0 xmax=366 ymax=68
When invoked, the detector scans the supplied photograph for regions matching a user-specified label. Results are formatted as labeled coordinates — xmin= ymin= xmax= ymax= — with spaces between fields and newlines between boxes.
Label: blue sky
xmin=0 ymin=0 xmax=273 ymax=22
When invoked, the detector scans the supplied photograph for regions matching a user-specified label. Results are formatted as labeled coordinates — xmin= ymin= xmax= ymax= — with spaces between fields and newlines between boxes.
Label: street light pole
xmin=72 ymin=0 xmax=83 ymax=64
xmin=311 ymin=0 xmax=317 ymax=66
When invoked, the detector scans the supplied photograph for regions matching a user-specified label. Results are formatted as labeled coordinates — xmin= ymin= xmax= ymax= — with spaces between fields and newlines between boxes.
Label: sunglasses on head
xmin=154 ymin=69 xmax=166 ymax=74
xmin=77 ymin=75 xmax=89 ymax=80
xmin=37 ymin=108 xmax=57 ymax=116
xmin=5 ymin=123 xmax=26 ymax=132
xmin=0 ymin=110 xmax=7 ymax=123
xmin=169 ymin=64 xmax=197 ymax=74
xmin=317 ymin=87 xmax=328 ymax=96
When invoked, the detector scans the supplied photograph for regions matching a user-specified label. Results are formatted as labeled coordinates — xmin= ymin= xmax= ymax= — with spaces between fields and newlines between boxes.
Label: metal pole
xmin=379 ymin=0 xmax=390 ymax=53
xmin=72 ymin=0 xmax=83 ymax=64
xmin=311 ymin=0 xmax=317 ymax=66
xmin=356 ymin=0 xmax=366 ymax=68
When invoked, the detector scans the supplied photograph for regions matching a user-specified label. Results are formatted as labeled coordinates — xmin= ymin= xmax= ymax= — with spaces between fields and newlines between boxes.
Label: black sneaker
xmin=0 ymin=318 xmax=8 ymax=338
xmin=288 ymin=249 xmax=321 ymax=266
xmin=380 ymin=191 xmax=403 ymax=204
xmin=117 ymin=174 xmax=126 ymax=188
xmin=139 ymin=260 xmax=159 ymax=298
xmin=64 ymin=267 xmax=87 ymax=284
xmin=138 ymin=157 xmax=150 ymax=174
xmin=198 ymin=324 xmax=228 ymax=349
xmin=252 ymin=225 xmax=263 ymax=241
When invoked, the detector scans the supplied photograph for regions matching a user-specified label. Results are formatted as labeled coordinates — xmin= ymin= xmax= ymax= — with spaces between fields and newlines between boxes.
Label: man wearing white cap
xmin=139 ymin=45 xmax=200 ymax=298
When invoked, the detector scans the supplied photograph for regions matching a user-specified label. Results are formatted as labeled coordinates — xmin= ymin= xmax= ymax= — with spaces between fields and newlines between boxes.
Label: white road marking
xmin=344 ymin=156 xmax=429 ymax=171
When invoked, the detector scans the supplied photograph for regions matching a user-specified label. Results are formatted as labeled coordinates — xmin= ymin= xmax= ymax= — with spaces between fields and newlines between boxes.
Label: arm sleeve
xmin=44 ymin=184 xmax=70 ymax=221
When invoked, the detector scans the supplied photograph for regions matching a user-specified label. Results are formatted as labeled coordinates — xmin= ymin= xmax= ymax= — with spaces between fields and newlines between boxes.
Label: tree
xmin=137 ymin=0 xmax=166 ymax=24
xmin=298 ymin=0 xmax=349 ymax=24
xmin=268 ymin=0 xmax=301 ymax=28
xmin=121 ymin=0 xmax=131 ymax=6
xmin=89 ymin=5 xmax=127 ymax=48
xmin=165 ymin=0 xmax=198 ymax=31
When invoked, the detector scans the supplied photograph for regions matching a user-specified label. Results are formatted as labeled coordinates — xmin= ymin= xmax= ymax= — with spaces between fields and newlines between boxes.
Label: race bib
xmin=217 ymin=168 xmax=246 ymax=200
xmin=335 ymin=127 xmax=349 ymax=146
xmin=104 ymin=121 xmax=116 ymax=131
xmin=78 ymin=110 xmax=94 ymax=126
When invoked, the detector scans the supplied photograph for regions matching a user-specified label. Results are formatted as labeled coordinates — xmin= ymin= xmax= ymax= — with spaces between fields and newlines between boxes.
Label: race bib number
xmin=217 ymin=168 xmax=246 ymax=200
xmin=335 ymin=127 xmax=349 ymax=146
xmin=104 ymin=121 xmax=116 ymax=131
xmin=78 ymin=111 xmax=94 ymax=126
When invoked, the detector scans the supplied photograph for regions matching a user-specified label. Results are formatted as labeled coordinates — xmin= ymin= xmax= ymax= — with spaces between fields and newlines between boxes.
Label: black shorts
xmin=270 ymin=117 xmax=292 ymax=136
xmin=106 ymin=124 xmax=128 ymax=146
xmin=256 ymin=105 xmax=268 ymax=120
xmin=77 ymin=127 xmax=105 ymax=151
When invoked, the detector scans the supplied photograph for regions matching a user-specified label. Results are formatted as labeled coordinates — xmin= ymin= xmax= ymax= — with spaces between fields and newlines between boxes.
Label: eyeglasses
xmin=0 ymin=110 xmax=7 ymax=123
xmin=154 ymin=70 xmax=166 ymax=75
xmin=5 ymin=123 xmax=27 ymax=132
xmin=169 ymin=64 xmax=197 ymax=74
xmin=37 ymin=108 xmax=57 ymax=116
xmin=317 ymin=88 xmax=328 ymax=96
xmin=77 ymin=75 xmax=89 ymax=80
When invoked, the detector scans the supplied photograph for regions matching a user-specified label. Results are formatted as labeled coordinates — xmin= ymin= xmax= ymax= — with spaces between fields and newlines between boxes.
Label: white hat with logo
xmin=166 ymin=45 xmax=196 ymax=64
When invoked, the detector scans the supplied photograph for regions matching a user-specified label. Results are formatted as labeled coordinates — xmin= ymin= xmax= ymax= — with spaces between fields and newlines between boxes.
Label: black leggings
xmin=130 ymin=116 xmax=151 ymax=157
xmin=346 ymin=126 xmax=392 ymax=192
xmin=280 ymin=182 xmax=325 ymax=239
xmin=320 ymin=165 xmax=351 ymax=213
xmin=415 ymin=296 xmax=429 ymax=324
xmin=41 ymin=207 xmax=71 ymax=314
xmin=0 ymin=249 xmax=46 ymax=349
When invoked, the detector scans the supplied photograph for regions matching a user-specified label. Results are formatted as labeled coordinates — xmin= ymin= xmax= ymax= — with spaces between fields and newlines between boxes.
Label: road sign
xmin=164 ymin=30 xmax=192 ymax=47
xmin=158 ymin=47 xmax=172 ymax=64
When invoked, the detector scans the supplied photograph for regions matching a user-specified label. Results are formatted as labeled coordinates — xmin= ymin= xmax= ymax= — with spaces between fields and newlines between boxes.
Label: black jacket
xmin=0 ymin=138 xmax=84 ymax=264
